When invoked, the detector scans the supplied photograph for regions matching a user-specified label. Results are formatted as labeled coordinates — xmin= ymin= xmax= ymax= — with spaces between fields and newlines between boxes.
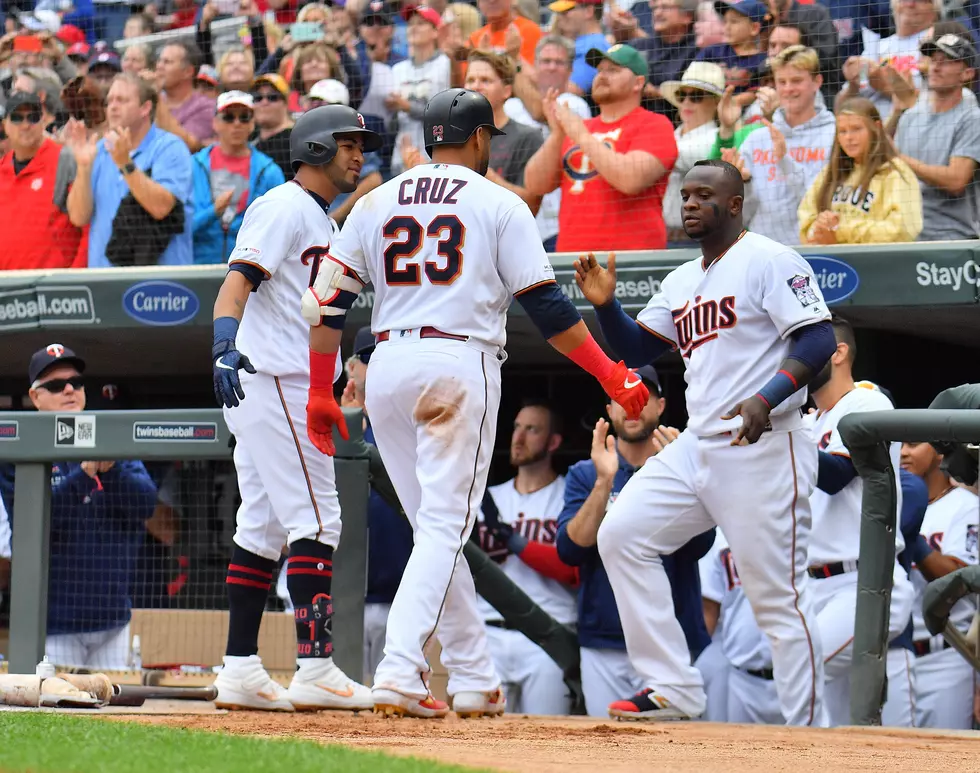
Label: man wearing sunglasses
xmin=191 ymin=91 xmax=284 ymax=265
xmin=0 ymin=90 xmax=86 ymax=270
xmin=253 ymin=74 xmax=295 ymax=181
xmin=0 ymin=344 xmax=158 ymax=670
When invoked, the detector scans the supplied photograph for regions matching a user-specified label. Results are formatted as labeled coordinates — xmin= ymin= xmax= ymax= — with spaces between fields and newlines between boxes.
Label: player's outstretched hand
xmin=307 ymin=388 xmax=350 ymax=456
xmin=212 ymin=343 xmax=257 ymax=408
xmin=721 ymin=396 xmax=771 ymax=446
xmin=599 ymin=361 xmax=649 ymax=421
xmin=574 ymin=252 xmax=618 ymax=308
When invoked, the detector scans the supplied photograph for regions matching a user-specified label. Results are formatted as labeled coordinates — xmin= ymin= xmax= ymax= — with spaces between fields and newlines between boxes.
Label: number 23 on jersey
xmin=383 ymin=214 xmax=465 ymax=286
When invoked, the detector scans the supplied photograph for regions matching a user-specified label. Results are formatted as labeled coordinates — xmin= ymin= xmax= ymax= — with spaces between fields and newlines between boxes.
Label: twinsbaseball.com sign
xmin=0 ymin=286 xmax=97 ymax=329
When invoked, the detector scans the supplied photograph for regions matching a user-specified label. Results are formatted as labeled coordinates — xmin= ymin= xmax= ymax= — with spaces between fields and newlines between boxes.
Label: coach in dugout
xmin=556 ymin=366 xmax=714 ymax=716
xmin=0 ymin=344 xmax=158 ymax=669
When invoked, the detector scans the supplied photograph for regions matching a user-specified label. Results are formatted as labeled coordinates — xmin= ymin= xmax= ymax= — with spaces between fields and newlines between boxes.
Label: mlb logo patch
xmin=967 ymin=524 xmax=977 ymax=556
xmin=787 ymin=274 xmax=819 ymax=306
xmin=432 ymin=124 xmax=444 ymax=142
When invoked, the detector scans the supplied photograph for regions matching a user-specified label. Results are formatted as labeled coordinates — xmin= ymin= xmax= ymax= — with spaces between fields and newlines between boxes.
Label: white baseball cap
xmin=308 ymin=79 xmax=350 ymax=106
xmin=216 ymin=90 xmax=254 ymax=112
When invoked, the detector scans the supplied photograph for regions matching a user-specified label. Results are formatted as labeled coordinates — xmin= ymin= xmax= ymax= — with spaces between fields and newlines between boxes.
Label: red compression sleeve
xmin=310 ymin=349 xmax=338 ymax=391
xmin=518 ymin=541 xmax=580 ymax=586
xmin=566 ymin=335 xmax=616 ymax=382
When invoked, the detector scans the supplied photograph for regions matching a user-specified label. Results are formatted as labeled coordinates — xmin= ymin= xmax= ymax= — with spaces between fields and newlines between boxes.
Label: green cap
xmin=585 ymin=44 xmax=648 ymax=81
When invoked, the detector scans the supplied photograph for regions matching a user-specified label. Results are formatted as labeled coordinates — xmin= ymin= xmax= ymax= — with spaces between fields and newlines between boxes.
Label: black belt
xmin=913 ymin=638 xmax=952 ymax=658
xmin=743 ymin=667 xmax=775 ymax=680
xmin=808 ymin=560 xmax=858 ymax=579
xmin=376 ymin=326 xmax=468 ymax=344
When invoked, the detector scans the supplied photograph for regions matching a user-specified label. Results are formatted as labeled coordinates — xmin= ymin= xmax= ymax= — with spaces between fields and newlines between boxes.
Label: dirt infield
xmin=129 ymin=711 xmax=979 ymax=772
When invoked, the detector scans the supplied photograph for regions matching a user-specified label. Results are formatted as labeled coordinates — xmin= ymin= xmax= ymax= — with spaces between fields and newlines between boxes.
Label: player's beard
xmin=613 ymin=415 xmax=658 ymax=443
xmin=510 ymin=444 xmax=549 ymax=467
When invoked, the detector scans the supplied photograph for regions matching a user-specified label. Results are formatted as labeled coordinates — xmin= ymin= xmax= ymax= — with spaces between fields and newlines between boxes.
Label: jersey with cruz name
xmin=327 ymin=163 xmax=556 ymax=349
xmin=635 ymin=230 xmax=831 ymax=437
xmin=229 ymin=180 xmax=340 ymax=378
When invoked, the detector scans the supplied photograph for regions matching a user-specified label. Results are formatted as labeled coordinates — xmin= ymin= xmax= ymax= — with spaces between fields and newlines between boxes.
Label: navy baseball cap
xmin=29 ymin=343 xmax=86 ymax=384
xmin=635 ymin=365 xmax=662 ymax=395
xmin=714 ymin=0 xmax=770 ymax=24
xmin=353 ymin=326 xmax=376 ymax=359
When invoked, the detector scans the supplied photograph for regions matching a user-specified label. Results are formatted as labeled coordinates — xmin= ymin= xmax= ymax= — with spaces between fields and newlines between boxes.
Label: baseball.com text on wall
xmin=0 ymin=286 xmax=97 ymax=330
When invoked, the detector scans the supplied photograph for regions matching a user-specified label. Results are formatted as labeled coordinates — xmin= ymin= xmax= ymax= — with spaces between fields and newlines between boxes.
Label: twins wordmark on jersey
xmin=477 ymin=512 xmax=559 ymax=561
xmin=635 ymin=230 xmax=831 ymax=437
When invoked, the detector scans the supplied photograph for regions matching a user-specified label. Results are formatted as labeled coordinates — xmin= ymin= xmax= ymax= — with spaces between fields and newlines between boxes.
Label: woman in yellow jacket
xmin=799 ymin=98 xmax=922 ymax=245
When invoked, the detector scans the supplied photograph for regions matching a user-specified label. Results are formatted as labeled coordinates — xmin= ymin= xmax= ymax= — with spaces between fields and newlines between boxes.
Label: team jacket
xmin=190 ymin=145 xmax=285 ymax=265
xmin=0 ymin=460 xmax=157 ymax=635
xmin=556 ymin=456 xmax=714 ymax=657
xmin=364 ymin=422 xmax=414 ymax=605
xmin=798 ymin=159 xmax=923 ymax=244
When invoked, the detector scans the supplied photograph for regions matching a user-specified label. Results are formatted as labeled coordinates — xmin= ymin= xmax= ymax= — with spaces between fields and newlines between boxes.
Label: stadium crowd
xmin=1 ymin=0 xmax=980 ymax=269
xmin=0 ymin=0 xmax=978 ymax=733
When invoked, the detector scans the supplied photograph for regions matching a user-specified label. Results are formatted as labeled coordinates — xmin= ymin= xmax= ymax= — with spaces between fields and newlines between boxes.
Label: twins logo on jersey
xmin=478 ymin=515 xmax=558 ymax=563
xmin=720 ymin=547 xmax=742 ymax=591
xmin=787 ymin=274 xmax=820 ymax=307
xmin=301 ymin=245 xmax=331 ymax=287
xmin=927 ymin=531 xmax=945 ymax=553
xmin=671 ymin=295 xmax=737 ymax=358
xmin=818 ymin=431 xmax=832 ymax=450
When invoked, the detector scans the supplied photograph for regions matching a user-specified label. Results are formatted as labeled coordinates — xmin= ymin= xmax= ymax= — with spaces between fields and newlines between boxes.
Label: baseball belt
xmin=807 ymin=560 xmax=859 ymax=579
xmin=912 ymin=638 xmax=952 ymax=658
xmin=376 ymin=326 xmax=468 ymax=344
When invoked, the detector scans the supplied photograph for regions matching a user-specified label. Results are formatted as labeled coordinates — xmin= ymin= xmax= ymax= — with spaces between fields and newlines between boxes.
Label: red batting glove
xmin=307 ymin=388 xmax=349 ymax=456
xmin=598 ymin=361 xmax=650 ymax=420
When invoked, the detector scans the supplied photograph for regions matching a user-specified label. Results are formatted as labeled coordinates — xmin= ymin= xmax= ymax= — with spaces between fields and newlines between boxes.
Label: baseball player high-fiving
xmin=299 ymin=88 xmax=649 ymax=719
xmin=575 ymin=159 xmax=837 ymax=725
xmin=210 ymin=105 xmax=382 ymax=712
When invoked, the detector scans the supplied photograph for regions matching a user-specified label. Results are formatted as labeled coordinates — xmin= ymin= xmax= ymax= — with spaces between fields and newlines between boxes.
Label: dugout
xmin=0 ymin=240 xmax=976 ymax=482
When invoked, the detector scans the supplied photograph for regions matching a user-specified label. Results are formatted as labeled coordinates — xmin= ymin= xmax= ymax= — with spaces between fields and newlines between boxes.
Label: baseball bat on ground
xmin=111 ymin=684 xmax=219 ymax=703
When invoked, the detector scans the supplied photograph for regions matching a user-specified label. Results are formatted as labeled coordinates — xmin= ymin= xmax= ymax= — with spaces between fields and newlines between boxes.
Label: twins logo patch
xmin=967 ymin=524 xmax=978 ymax=556
xmin=788 ymin=274 xmax=819 ymax=307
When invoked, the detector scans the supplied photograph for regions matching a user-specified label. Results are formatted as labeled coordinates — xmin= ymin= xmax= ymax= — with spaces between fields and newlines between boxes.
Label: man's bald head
xmin=690 ymin=159 xmax=745 ymax=198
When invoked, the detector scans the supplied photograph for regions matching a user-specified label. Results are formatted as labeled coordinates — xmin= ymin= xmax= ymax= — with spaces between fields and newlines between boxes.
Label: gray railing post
xmin=7 ymin=463 xmax=52 ymax=675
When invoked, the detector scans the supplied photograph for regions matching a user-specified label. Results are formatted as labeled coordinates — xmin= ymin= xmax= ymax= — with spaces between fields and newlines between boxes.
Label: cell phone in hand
xmin=290 ymin=21 xmax=325 ymax=43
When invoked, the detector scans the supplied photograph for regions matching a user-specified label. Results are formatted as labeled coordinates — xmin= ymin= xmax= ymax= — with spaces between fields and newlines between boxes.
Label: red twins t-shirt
xmin=556 ymin=107 xmax=678 ymax=253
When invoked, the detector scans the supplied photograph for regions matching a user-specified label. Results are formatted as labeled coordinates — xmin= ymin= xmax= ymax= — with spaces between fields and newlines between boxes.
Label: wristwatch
xmin=119 ymin=161 xmax=136 ymax=176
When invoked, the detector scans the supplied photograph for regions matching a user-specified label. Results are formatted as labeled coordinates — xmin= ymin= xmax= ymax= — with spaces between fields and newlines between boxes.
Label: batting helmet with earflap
xmin=423 ymin=88 xmax=505 ymax=156
xmin=289 ymin=104 xmax=383 ymax=174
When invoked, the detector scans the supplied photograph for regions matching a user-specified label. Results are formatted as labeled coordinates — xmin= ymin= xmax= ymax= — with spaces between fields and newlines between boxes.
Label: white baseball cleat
xmin=286 ymin=658 xmax=374 ymax=711
xmin=372 ymin=688 xmax=451 ymax=718
xmin=451 ymin=687 xmax=506 ymax=718
xmin=214 ymin=655 xmax=294 ymax=712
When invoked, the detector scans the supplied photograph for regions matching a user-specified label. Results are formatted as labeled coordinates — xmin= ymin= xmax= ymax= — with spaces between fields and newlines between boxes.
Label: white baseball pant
xmin=914 ymin=640 xmax=976 ymax=729
xmin=365 ymin=332 xmax=501 ymax=700
xmin=694 ymin=641 xmax=731 ymax=722
xmin=598 ymin=426 xmax=827 ymax=726
xmin=580 ymin=647 xmax=643 ymax=718
xmin=814 ymin=567 xmax=915 ymax=727
xmin=223 ymin=372 xmax=342 ymax=560
xmin=45 ymin=624 xmax=131 ymax=669
xmin=726 ymin=667 xmax=782 ymax=724
xmin=485 ymin=625 xmax=572 ymax=715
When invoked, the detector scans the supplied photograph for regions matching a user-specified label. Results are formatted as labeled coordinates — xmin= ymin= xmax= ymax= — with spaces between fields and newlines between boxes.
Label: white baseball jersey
xmin=806 ymin=385 xmax=905 ymax=565
xmin=229 ymin=180 xmax=341 ymax=379
xmin=0 ymin=494 xmax=10 ymax=560
xmin=328 ymin=163 xmax=555 ymax=348
xmin=635 ymin=231 xmax=831 ymax=437
xmin=476 ymin=477 xmax=577 ymax=625
xmin=701 ymin=530 xmax=773 ymax=671
xmin=911 ymin=486 xmax=979 ymax=640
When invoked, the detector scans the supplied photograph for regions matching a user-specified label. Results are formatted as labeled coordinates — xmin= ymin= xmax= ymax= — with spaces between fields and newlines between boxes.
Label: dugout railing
xmin=0 ymin=407 xmax=369 ymax=681
xmin=840 ymin=402 xmax=980 ymax=726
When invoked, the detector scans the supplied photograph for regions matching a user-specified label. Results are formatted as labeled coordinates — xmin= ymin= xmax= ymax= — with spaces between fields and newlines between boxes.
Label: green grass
xmin=0 ymin=713 xmax=486 ymax=773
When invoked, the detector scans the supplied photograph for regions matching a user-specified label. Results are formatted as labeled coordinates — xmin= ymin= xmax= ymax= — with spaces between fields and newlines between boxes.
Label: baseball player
xmin=210 ymin=105 xmax=382 ymax=712
xmin=574 ymin=159 xmax=837 ymax=724
xmin=556 ymin=367 xmax=714 ymax=718
xmin=803 ymin=320 xmax=916 ymax=727
xmin=901 ymin=439 xmax=979 ymax=729
xmin=701 ymin=529 xmax=783 ymax=724
xmin=474 ymin=400 xmax=577 ymax=715
xmin=299 ymin=87 xmax=649 ymax=719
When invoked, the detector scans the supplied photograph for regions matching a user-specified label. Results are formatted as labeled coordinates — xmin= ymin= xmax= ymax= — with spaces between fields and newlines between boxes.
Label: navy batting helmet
xmin=289 ymin=105 xmax=382 ymax=174
xmin=423 ymin=88 xmax=504 ymax=156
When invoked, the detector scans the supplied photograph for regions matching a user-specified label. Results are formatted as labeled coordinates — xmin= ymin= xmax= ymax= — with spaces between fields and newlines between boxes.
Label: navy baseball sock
xmin=287 ymin=539 xmax=334 ymax=659
xmin=225 ymin=545 xmax=276 ymax=658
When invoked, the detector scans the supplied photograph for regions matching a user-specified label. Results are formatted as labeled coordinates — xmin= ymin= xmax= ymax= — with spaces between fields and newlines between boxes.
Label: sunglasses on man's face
xmin=9 ymin=110 xmax=43 ymax=125
xmin=36 ymin=376 xmax=85 ymax=393
xmin=676 ymin=90 xmax=709 ymax=103
xmin=220 ymin=111 xmax=254 ymax=124
xmin=250 ymin=91 xmax=284 ymax=103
